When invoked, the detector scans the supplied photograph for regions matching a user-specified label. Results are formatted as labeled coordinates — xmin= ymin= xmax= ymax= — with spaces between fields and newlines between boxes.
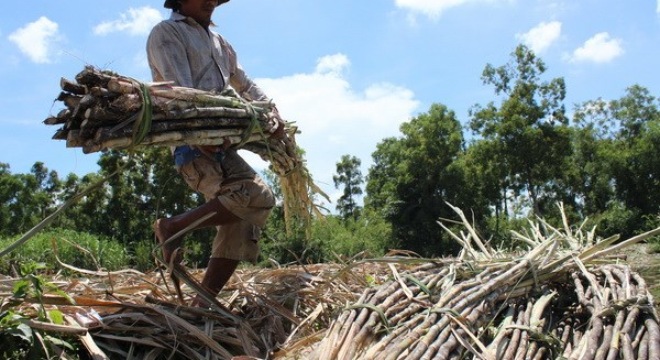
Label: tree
xmin=469 ymin=44 xmax=572 ymax=217
xmin=365 ymin=103 xmax=465 ymax=257
xmin=0 ymin=162 xmax=62 ymax=235
xmin=572 ymin=85 xmax=660 ymax=236
xmin=333 ymin=155 xmax=363 ymax=220
xmin=0 ymin=163 xmax=23 ymax=236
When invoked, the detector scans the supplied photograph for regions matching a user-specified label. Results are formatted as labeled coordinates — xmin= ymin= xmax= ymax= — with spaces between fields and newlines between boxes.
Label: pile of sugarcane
xmin=306 ymin=204 xmax=660 ymax=360
xmin=4 ymin=204 xmax=659 ymax=359
xmin=45 ymin=66 xmax=326 ymax=228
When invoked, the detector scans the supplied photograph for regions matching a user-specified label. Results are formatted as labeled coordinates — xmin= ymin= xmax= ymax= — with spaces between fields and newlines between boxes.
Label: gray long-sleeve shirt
xmin=147 ymin=11 xmax=263 ymax=182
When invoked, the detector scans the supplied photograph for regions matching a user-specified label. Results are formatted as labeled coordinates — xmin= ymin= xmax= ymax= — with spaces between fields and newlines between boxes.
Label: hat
xmin=164 ymin=0 xmax=230 ymax=9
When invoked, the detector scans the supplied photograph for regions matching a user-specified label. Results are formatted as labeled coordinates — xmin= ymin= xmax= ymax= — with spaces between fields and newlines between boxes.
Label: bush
xmin=0 ymin=228 xmax=129 ymax=274
xmin=260 ymin=211 xmax=393 ymax=265
xmin=311 ymin=213 xmax=393 ymax=261
xmin=130 ymin=239 xmax=159 ymax=272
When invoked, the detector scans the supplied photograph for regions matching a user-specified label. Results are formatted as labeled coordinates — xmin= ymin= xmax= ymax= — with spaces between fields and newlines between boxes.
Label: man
xmin=148 ymin=0 xmax=277 ymax=306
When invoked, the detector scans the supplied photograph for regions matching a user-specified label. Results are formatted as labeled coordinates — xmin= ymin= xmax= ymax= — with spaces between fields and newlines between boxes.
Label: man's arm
xmin=147 ymin=22 xmax=195 ymax=88
xmin=217 ymin=35 xmax=268 ymax=101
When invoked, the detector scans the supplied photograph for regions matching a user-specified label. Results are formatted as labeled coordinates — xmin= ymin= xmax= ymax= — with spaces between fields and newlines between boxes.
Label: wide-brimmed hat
xmin=164 ymin=0 xmax=230 ymax=9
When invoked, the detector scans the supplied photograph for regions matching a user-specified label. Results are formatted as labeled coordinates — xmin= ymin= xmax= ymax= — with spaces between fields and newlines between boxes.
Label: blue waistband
xmin=173 ymin=145 xmax=226 ymax=168
xmin=173 ymin=145 xmax=201 ymax=167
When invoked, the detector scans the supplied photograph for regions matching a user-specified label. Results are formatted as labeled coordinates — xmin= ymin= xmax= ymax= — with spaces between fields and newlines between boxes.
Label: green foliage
xmin=469 ymin=44 xmax=571 ymax=217
xmin=333 ymin=155 xmax=364 ymax=220
xmin=261 ymin=211 xmax=317 ymax=264
xmin=0 ymin=229 xmax=128 ymax=274
xmin=310 ymin=212 xmax=393 ymax=261
xmin=130 ymin=239 xmax=158 ymax=273
xmin=365 ymin=103 xmax=466 ymax=257
xmin=0 ymin=262 xmax=78 ymax=359
xmin=261 ymin=212 xmax=392 ymax=265
xmin=0 ymin=162 xmax=61 ymax=237
xmin=0 ymin=311 xmax=36 ymax=359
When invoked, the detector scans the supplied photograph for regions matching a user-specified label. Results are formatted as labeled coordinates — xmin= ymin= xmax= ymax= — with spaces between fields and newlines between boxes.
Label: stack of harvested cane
xmin=307 ymin=204 xmax=660 ymax=360
xmin=45 ymin=66 xmax=325 ymax=228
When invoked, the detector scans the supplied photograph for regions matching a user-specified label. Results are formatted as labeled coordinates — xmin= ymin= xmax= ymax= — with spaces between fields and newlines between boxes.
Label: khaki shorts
xmin=178 ymin=158 xmax=275 ymax=263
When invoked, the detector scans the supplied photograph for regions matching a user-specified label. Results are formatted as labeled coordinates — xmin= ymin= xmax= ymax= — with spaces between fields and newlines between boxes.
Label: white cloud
xmin=247 ymin=53 xmax=420 ymax=207
xmin=568 ymin=32 xmax=624 ymax=63
xmin=394 ymin=0 xmax=510 ymax=19
xmin=94 ymin=6 xmax=163 ymax=36
xmin=657 ymin=0 xmax=660 ymax=14
xmin=516 ymin=21 xmax=562 ymax=54
xmin=8 ymin=17 xmax=60 ymax=64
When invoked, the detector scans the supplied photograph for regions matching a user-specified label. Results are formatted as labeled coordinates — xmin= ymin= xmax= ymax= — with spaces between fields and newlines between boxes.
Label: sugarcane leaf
xmin=345 ymin=304 xmax=390 ymax=333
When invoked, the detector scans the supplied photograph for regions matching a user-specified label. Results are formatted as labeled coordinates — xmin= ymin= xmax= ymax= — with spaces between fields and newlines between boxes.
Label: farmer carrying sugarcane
xmin=148 ymin=0 xmax=284 ymax=307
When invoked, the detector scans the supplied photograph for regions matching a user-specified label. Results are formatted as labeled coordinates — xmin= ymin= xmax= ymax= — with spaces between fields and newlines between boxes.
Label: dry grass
xmin=2 ymin=204 xmax=659 ymax=359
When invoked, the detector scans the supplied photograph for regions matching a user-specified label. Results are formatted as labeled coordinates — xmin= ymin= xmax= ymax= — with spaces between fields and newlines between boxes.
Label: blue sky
xmin=2 ymin=0 xmax=659 ymax=207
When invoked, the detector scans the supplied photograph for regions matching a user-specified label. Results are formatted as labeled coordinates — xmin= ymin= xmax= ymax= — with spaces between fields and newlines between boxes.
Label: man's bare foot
xmin=153 ymin=219 xmax=183 ymax=264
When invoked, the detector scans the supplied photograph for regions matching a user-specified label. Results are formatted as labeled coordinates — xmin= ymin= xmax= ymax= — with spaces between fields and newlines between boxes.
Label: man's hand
xmin=268 ymin=106 xmax=286 ymax=140
xmin=195 ymin=138 xmax=231 ymax=158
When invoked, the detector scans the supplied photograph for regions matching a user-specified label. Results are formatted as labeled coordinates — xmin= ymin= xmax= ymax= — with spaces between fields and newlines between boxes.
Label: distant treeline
xmin=1 ymin=44 xmax=659 ymax=266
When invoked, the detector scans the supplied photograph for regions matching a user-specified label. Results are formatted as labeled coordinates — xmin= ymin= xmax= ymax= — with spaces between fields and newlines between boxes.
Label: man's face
xmin=179 ymin=0 xmax=219 ymax=26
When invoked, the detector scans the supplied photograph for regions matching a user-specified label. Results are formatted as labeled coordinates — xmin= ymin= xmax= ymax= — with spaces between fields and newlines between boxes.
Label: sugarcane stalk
xmin=569 ymin=324 xmax=589 ymax=360
xmin=601 ymin=268 xmax=619 ymax=303
xmin=89 ymin=86 xmax=117 ymax=99
xmin=82 ymin=130 xmax=266 ymax=153
xmin=66 ymin=130 xmax=84 ymax=147
xmin=500 ymin=306 xmax=525 ymax=360
xmin=386 ymin=302 xmax=426 ymax=326
xmin=603 ymin=309 xmax=626 ymax=360
xmin=513 ymin=302 xmax=533 ymax=360
xmin=318 ymin=291 xmax=370 ymax=360
xmin=60 ymin=77 xmax=87 ymax=94
xmin=594 ymin=323 xmax=614 ymax=360
xmin=44 ymin=116 xmax=64 ymax=126
xmin=427 ymin=329 xmax=459 ymax=360
xmin=644 ymin=316 xmax=659 ymax=360
xmin=57 ymin=92 xmax=82 ymax=110
xmin=559 ymin=318 xmax=574 ymax=358
xmin=579 ymin=296 xmax=605 ymax=360
xmin=636 ymin=330 xmax=649 ymax=360
xmin=364 ymin=315 xmax=426 ymax=359
xmin=107 ymin=77 xmax=137 ymax=94
xmin=93 ymin=117 xmax=252 ymax=141
xmin=608 ymin=333 xmax=641 ymax=360
xmin=484 ymin=305 xmax=516 ymax=359
xmin=607 ymin=265 xmax=631 ymax=300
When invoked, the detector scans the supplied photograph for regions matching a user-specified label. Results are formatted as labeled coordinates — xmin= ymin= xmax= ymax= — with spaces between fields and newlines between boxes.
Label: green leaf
xmin=12 ymin=323 xmax=33 ymax=342
xmin=12 ymin=279 xmax=31 ymax=298
xmin=47 ymin=310 xmax=64 ymax=325
xmin=44 ymin=335 xmax=75 ymax=351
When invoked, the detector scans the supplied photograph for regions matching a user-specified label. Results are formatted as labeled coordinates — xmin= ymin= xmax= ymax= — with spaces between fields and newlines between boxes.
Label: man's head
xmin=164 ymin=0 xmax=229 ymax=27
xmin=163 ymin=0 xmax=230 ymax=11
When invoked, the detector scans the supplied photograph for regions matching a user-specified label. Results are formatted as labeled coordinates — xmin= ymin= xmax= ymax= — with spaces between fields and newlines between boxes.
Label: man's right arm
xmin=146 ymin=22 xmax=194 ymax=88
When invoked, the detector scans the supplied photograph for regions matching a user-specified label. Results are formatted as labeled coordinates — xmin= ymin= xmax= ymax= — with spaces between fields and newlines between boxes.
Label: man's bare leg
xmin=153 ymin=197 xmax=239 ymax=263
xmin=190 ymin=257 xmax=239 ymax=308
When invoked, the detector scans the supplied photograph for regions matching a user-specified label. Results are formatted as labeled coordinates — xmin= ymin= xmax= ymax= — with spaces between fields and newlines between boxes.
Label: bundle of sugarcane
xmin=45 ymin=66 xmax=326 ymax=229
xmin=309 ymin=204 xmax=660 ymax=360
xmin=45 ymin=66 xmax=293 ymax=168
